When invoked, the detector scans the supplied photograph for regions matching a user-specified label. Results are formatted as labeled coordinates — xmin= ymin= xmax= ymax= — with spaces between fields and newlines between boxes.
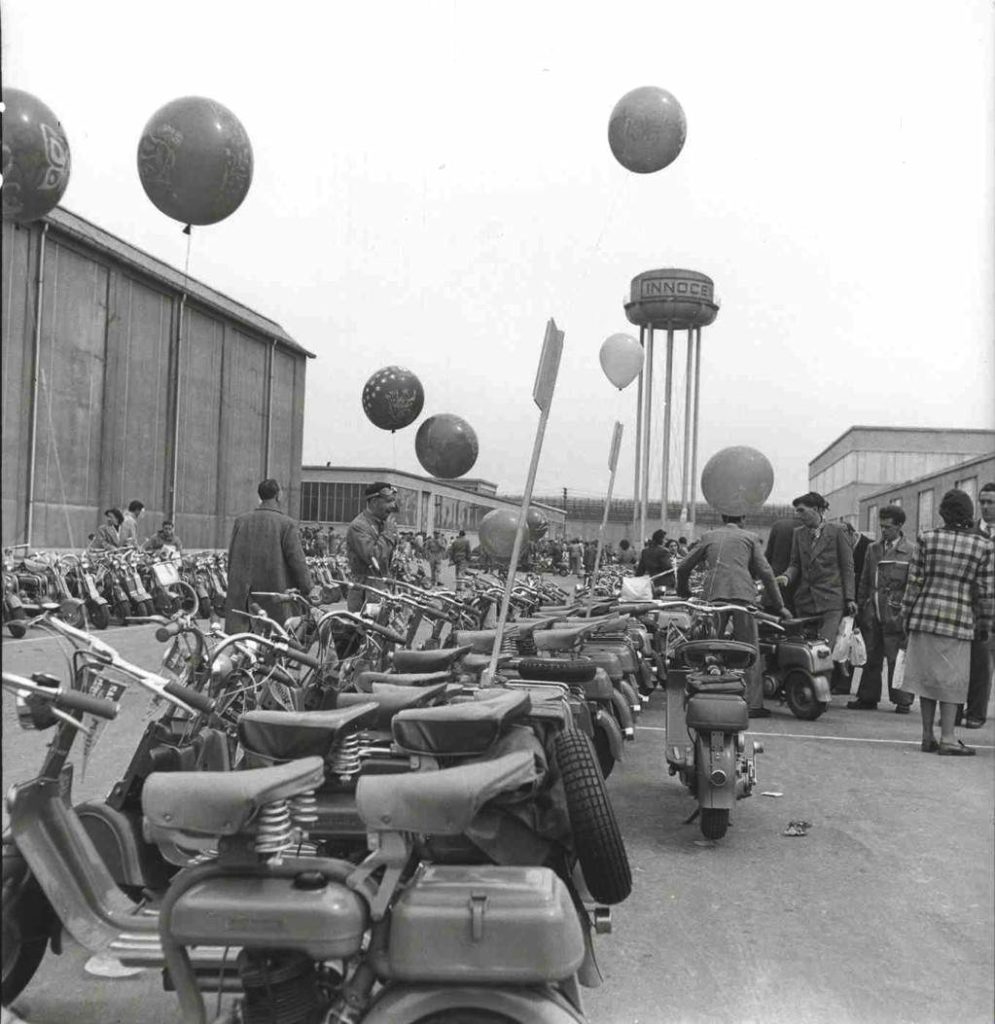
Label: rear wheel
xmin=784 ymin=669 xmax=826 ymax=721
xmin=197 ymin=595 xmax=213 ymax=620
xmin=6 ymin=607 xmax=27 ymax=639
xmin=88 ymin=602 xmax=110 ymax=630
xmin=553 ymin=729 xmax=631 ymax=904
xmin=413 ymin=1011 xmax=519 ymax=1024
xmin=170 ymin=582 xmax=199 ymax=615
xmin=592 ymin=724 xmax=615 ymax=779
xmin=2 ymin=840 xmax=55 ymax=1005
xmin=700 ymin=808 xmax=729 ymax=841
xmin=113 ymin=600 xmax=131 ymax=624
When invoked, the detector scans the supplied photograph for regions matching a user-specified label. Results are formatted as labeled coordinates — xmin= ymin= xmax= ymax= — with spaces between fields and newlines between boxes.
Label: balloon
xmin=599 ymin=333 xmax=643 ymax=390
xmin=479 ymin=509 xmax=524 ymax=561
xmin=526 ymin=507 xmax=549 ymax=540
xmin=415 ymin=414 xmax=478 ymax=478
xmin=1 ymin=88 xmax=71 ymax=223
xmin=137 ymin=96 xmax=253 ymax=226
xmin=362 ymin=366 xmax=425 ymax=432
xmin=608 ymin=86 xmax=687 ymax=174
xmin=700 ymin=447 xmax=774 ymax=516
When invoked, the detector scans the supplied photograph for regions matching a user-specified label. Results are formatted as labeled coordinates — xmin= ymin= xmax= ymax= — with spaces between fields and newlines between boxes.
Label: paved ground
xmin=2 ymin=582 xmax=993 ymax=1024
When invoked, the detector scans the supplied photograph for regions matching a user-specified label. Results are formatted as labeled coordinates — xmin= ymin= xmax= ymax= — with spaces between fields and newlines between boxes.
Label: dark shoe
xmin=921 ymin=738 xmax=939 ymax=753
xmin=937 ymin=740 xmax=976 ymax=757
xmin=846 ymin=700 xmax=877 ymax=710
xmin=964 ymin=718 xmax=985 ymax=729
xmin=748 ymin=708 xmax=772 ymax=719
xmin=894 ymin=704 xmax=911 ymax=715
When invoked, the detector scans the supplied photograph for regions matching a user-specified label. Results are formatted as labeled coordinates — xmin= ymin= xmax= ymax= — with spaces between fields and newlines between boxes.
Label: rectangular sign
xmin=532 ymin=319 xmax=564 ymax=412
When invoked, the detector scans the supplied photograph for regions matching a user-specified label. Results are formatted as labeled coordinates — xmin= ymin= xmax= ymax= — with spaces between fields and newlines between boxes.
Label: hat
xmin=365 ymin=481 xmax=397 ymax=497
xmin=792 ymin=491 xmax=828 ymax=510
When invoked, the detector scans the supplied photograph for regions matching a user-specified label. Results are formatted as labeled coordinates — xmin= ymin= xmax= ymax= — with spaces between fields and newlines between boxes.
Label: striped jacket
xmin=901 ymin=527 xmax=994 ymax=641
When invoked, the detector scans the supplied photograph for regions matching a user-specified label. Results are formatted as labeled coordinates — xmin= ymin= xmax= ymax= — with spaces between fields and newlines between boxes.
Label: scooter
xmin=756 ymin=613 xmax=834 ymax=720
xmin=665 ymin=632 xmax=763 ymax=841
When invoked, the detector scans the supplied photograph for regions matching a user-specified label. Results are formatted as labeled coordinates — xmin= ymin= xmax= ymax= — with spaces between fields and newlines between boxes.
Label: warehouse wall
xmin=1 ymin=216 xmax=308 ymax=550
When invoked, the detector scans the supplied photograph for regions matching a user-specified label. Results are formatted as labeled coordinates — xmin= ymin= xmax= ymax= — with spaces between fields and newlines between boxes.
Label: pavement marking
xmin=635 ymin=724 xmax=994 ymax=750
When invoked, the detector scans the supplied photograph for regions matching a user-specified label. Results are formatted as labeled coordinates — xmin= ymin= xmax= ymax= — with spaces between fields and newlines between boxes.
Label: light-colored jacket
xmin=677 ymin=523 xmax=783 ymax=607
xmin=856 ymin=534 xmax=915 ymax=635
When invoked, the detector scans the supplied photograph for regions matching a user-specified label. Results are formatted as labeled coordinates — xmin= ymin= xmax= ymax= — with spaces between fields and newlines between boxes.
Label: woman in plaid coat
xmin=901 ymin=490 xmax=994 ymax=755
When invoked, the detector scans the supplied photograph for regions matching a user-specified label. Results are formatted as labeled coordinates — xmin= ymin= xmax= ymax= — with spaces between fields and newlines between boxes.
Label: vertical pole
xmin=660 ymin=327 xmax=674 ymax=536
xmin=264 ymin=338 xmax=276 ymax=478
xmin=25 ymin=222 xmax=49 ymax=547
xmin=632 ymin=326 xmax=644 ymax=532
xmin=588 ymin=422 xmax=624 ymax=615
xmin=168 ymin=293 xmax=187 ymax=522
xmin=689 ymin=327 xmax=703 ymax=537
xmin=639 ymin=328 xmax=654 ymax=548
xmin=680 ymin=327 xmax=694 ymax=528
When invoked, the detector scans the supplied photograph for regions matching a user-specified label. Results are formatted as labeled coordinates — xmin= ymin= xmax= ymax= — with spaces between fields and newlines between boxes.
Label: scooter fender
xmin=695 ymin=731 xmax=737 ymax=810
xmin=74 ymin=801 xmax=172 ymax=891
xmin=594 ymin=708 xmax=625 ymax=764
xmin=811 ymin=673 xmax=832 ymax=703
xmin=361 ymin=983 xmax=586 ymax=1024
xmin=608 ymin=689 xmax=635 ymax=740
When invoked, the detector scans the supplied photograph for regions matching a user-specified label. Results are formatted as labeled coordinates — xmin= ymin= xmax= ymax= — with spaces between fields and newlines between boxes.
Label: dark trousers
xmin=960 ymin=638 xmax=993 ymax=724
xmin=718 ymin=602 xmax=764 ymax=711
xmin=855 ymin=620 xmax=913 ymax=707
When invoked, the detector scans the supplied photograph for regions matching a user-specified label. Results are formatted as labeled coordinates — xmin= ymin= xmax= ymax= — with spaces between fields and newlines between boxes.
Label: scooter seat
xmin=533 ymin=625 xmax=593 ymax=653
xmin=685 ymin=693 xmax=749 ymax=732
xmin=676 ymin=639 xmax=757 ymax=670
xmin=559 ymin=615 xmax=631 ymax=634
xmin=143 ymin=757 xmax=325 ymax=837
xmin=686 ymin=671 xmax=747 ymax=696
xmin=239 ymin=704 xmax=379 ymax=761
xmin=460 ymin=652 xmax=514 ymax=673
xmin=392 ymin=689 xmax=532 ymax=756
xmin=335 ymin=683 xmax=451 ymax=729
xmin=454 ymin=629 xmax=510 ymax=654
xmin=391 ymin=644 xmax=474 ymax=674
xmin=354 ymin=671 xmax=454 ymax=691
xmin=356 ymin=748 xmax=538 ymax=835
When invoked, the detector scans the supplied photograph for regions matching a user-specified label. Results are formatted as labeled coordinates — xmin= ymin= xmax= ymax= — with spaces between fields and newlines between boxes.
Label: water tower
xmin=624 ymin=268 xmax=719 ymax=544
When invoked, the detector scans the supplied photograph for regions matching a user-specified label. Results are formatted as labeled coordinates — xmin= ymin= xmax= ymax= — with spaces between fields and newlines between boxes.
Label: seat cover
xmin=356 ymin=748 xmax=538 ymax=835
xmin=337 ymin=683 xmax=449 ymax=729
xmin=143 ymin=757 xmax=325 ymax=837
xmin=391 ymin=644 xmax=473 ymax=674
xmin=354 ymin=670 xmax=453 ymax=691
xmin=392 ymin=689 xmax=532 ymax=756
xmin=238 ymin=704 xmax=379 ymax=760
xmin=461 ymin=652 xmax=513 ymax=673
xmin=533 ymin=625 xmax=593 ymax=653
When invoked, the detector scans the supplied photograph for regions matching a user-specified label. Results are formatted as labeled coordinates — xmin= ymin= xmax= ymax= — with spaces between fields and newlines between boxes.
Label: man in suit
xmin=346 ymin=481 xmax=400 ymax=610
xmin=776 ymin=491 xmax=857 ymax=694
xmin=764 ymin=516 xmax=798 ymax=610
xmin=225 ymin=479 xmax=311 ymax=633
xmin=848 ymin=505 xmax=915 ymax=712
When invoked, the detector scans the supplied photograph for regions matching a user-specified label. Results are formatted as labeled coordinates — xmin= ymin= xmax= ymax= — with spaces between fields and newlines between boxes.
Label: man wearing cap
xmin=776 ymin=491 xmax=857 ymax=694
xmin=346 ymin=482 xmax=399 ymax=611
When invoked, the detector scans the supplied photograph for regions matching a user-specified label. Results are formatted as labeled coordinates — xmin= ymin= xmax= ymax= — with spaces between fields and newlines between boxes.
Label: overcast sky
xmin=4 ymin=1 xmax=992 ymax=503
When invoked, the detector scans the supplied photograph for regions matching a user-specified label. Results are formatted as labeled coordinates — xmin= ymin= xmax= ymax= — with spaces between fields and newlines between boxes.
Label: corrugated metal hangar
xmin=1 ymin=207 xmax=313 ymax=550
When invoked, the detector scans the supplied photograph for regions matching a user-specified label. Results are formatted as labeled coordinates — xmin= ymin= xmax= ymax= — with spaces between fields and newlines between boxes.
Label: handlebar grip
xmin=53 ymin=690 xmax=119 ymax=720
xmin=365 ymin=621 xmax=407 ymax=645
xmin=164 ymin=681 xmax=215 ymax=713
xmin=280 ymin=645 xmax=324 ymax=671
xmin=155 ymin=620 xmax=183 ymax=642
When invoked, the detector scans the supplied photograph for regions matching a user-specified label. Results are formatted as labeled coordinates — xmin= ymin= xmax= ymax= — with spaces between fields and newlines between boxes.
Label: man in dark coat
xmin=346 ymin=482 xmax=399 ymax=611
xmin=225 ymin=479 xmax=311 ymax=634
xmin=636 ymin=529 xmax=674 ymax=592
xmin=764 ymin=516 xmax=799 ymax=610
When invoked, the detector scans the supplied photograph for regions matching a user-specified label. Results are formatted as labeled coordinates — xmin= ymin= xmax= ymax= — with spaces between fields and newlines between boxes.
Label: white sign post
xmin=485 ymin=319 xmax=564 ymax=682
xmin=587 ymin=421 xmax=624 ymax=615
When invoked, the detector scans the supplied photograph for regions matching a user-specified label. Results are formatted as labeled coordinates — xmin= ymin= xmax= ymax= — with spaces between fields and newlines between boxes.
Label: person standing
xmin=89 ymin=508 xmax=123 ymax=551
xmin=901 ymin=489 xmax=993 ymax=755
xmin=448 ymin=529 xmax=472 ymax=581
xmin=677 ymin=515 xmax=791 ymax=717
xmin=776 ymin=492 xmax=856 ymax=694
xmin=345 ymin=482 xmax=399 ymax=611
xmin=617 ymin=539 xmax=637 ymax=568
xmin=847 ymin=505 xmax=915 ymax=713
xmin=425 ymin=531 xmax=445 ymax=586
xmin=118 ymin=500 xmax=145 ymax=547
xmin=636 ymin=529 xmax=673 ymax=591
xmin=225 ymin=479 xmax=311 ymax=633
xmin=145 ymin=519 xmax=183 ymax=561
xmin=961 ymin=482 xmax=995 ymax=728
xmin=765 ymin=515 xmax=799 ymax=609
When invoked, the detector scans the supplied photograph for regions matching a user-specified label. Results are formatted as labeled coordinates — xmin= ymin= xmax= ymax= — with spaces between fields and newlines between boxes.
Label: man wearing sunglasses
xmin=346 ymin=481 xmax=400 ymax=611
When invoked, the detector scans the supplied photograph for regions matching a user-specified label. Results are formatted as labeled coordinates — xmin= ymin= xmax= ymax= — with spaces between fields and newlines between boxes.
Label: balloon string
xmin=392 ymin=431 xmax=397 ymax=469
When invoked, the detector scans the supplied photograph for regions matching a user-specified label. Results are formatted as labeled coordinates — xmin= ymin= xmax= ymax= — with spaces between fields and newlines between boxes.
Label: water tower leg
xmin=640 ymin=328 xmax=654 ymax=547
xmin=680 ymin=328 xmax=694 ymax=532
xmin=689 ymin=327 xmax=702 ymax=537
xmin=633 ymin=326 xmax=644 ymax=534
xmin=660 ymin=328 xmax=674 ymax=536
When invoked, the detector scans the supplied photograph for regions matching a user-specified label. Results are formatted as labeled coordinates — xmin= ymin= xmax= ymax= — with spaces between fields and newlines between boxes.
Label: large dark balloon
xmin=479 ymin=509 xmax=522 ymax=561
xmin=137 ymin=96 xmax=253 ymax=226
xmin=415 ymin=414 xmax=478 ymax=478
xmin=608 ymin=86 xmax=686 ymax=174
xmin=1 ymin=88 xmax=71 ymax=223
xmin=526 ymin=507 xmax=549 ymax=540
xmin=700 ymin=446 xmax=774 ymax=516
xmin=362 ymin=366 xmax=425 ymax=432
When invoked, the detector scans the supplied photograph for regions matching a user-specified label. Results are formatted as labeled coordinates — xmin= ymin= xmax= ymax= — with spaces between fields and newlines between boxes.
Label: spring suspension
xmin=290 ymin=790 xmax=318 ymax=832
xmin=328 ymin=733 xmax=361 ymax=780
xmin=255 ymin=800 xmax=295 ymax=856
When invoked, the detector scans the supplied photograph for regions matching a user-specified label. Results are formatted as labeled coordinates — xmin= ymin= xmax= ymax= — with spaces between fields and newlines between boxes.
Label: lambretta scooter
xmin=756 ymin=612 xmax=834 ymax=720
xmin=665 ymin=636 xmax=763 ymax=841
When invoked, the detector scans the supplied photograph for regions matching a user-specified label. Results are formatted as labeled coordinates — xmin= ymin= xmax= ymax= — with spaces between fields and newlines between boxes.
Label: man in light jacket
xmin=346 ymin=482 xmax=399 ymax=611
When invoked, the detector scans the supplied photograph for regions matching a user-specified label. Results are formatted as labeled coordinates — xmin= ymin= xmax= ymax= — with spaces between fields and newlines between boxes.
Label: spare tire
xmin=516 ymin=657 xmax=596 ymax=684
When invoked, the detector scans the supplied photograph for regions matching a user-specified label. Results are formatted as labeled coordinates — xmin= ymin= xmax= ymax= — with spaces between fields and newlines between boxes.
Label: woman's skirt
xmin=902 ymin=632 xmax=971 ymax=703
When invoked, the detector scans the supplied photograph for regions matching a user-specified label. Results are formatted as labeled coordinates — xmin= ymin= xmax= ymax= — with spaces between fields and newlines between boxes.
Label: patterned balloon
xmin=415 ymin=414 xmax=478 ymax=478
xmin=479 ymin=509 xmax=523 ymax=561
xmin=1 ymin=88 xmax=71 ymax=223
xmin=137 ymin=96 xmax=253 ymax=226
xmin=362 ymin=366 xmax=425 ymax=432
xmin=608 ymin=86 xmax=687 ymax=174
xmin=700 ymin=446 xmax=774 ymax=516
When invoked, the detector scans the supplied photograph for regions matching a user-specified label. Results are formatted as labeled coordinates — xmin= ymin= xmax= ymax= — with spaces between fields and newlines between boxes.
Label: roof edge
xmin=856 ymin=451 xmax=995 ymax=504
xmin=810 ymin=425 xmax=995 ymax=467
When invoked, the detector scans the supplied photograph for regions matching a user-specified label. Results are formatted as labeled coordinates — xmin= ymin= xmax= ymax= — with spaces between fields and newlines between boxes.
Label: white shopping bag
xmin=620 ymin=576 xmax=654 ymax=602
xmin=891 ymin=649 xmax=907 ymax=690
xmin=848 ymin=628 xmax=868 ymax=667
xmin=831 ymin=616 xmax=854 ymax=663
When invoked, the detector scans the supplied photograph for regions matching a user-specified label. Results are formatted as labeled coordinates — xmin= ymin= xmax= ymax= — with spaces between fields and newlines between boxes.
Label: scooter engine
xmin=237 ymin=949 xmax=321 ymax=1024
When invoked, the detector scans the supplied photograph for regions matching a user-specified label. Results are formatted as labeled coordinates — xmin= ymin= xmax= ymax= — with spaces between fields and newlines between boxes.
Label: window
xmin=866 ymin=504 xmax=878 ymax=531
xmin=955 ymin=476 xmax=977 ymax=506
xmin=917 ymin=489 xmax=934 ymax=533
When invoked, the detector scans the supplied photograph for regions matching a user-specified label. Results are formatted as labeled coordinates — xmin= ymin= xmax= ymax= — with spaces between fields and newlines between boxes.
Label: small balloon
xmin=599 ymin=333 xmax=643 ymax=390
xmin=362 ymin=366 xmax=425 ymax=432
xmin=415 ymin=414 xmax=478 ymax=478
xmin=137 ymin=96 xmax=253 ymax=226
xmin=1 ymin=88 xmax=71 ymax=223
xmin=700 ymin=447 xmax=774 ymax=516
xmin=479 ymin=509 xmax=524 ymax=562
xmin=526 ymin=507 xmax=549 ymax=541
xmin=608 ymin=86 xmax=687 ymax=174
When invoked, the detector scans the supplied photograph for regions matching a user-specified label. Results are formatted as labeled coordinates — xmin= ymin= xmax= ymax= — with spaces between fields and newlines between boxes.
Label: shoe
xmin=748 ymin=708 xmax=772 ymax=719
xmin=964 ymin=718 xmax=985 ymax=729
xmin=921 ymin=738 xmax=939 ymax=753
xmin=846 ymin=700 xmax=877 ymax=710
xmin=937 ymin=740 xmax=976 ymax=757
xmin=894 ymin=704 xmax=911 ymax=715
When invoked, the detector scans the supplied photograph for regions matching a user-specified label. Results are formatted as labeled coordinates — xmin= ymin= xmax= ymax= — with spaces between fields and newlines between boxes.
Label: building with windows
xmin=299 ymin=466 xmax=565 ymax=543
xmin=808 ymin=427 xmax=995 ymax=526
xmin=857 ymin=453 xmax=995 ymax=536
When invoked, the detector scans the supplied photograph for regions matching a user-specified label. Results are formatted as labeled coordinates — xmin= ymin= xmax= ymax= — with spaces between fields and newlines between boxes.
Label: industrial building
xmin=857 ymin=453 xmax=995 ymax=535
xmin=808 ymin=426 xmax=995 ymax=526
xmin=2 ymin=208 xmax=312 ymax=550
xmin=299 ymin=466 xmax=565 ymax=543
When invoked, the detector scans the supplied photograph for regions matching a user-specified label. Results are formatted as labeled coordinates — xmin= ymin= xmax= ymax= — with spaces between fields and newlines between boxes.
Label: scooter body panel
xmin=75 ymin=800 xmax=172 ymax=891
xmin=695 ymin=732 xmax=737 ymax=810
xmin=362 ymin=982 xmax=586 ymax=1024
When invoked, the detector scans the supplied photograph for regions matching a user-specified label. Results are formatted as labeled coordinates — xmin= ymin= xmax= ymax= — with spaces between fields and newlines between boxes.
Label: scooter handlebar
xmin=163 ymin=681 xmax=215 ymax=714
xmin=53 ymin=689 xmax=120 ymax=720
